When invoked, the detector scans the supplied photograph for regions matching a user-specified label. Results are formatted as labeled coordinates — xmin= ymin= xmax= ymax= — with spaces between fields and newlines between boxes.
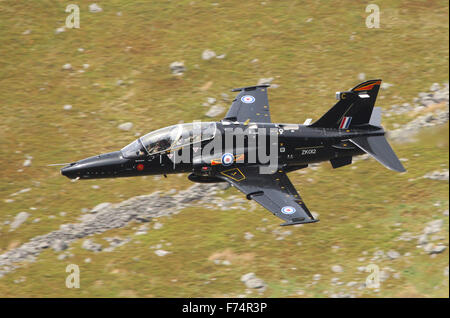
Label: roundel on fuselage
xmin=221 ymin=153 xmax=234 ymax=166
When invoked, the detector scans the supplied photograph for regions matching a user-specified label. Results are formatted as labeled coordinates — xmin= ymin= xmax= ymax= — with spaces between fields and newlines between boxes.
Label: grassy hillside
xmin=0 ymin=0 xmax=448 ymax=297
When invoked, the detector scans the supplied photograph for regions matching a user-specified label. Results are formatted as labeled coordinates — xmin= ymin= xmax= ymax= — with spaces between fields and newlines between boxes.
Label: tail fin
xmin=350 ymin=135 xmax=406 ymax=172
xmin=311 ymin=79 xmax=382 ymax=129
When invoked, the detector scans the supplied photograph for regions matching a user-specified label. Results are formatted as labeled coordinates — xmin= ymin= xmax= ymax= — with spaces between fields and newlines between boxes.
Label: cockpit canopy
xmin=121 ymin=122 xmax=217 ymax=159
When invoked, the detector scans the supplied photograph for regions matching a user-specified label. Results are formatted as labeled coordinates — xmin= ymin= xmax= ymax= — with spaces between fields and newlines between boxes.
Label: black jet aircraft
xmin=61 ymin=79 xmax=405 ymax=226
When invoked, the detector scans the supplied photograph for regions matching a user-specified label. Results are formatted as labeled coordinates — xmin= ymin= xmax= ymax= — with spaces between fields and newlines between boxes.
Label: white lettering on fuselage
xmin=301 ymin=149 xmax=316 ymax=155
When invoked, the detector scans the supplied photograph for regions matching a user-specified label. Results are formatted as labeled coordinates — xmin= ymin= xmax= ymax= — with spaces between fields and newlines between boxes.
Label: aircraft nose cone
xmin=61 ymin=151 xmax=126 ymax=179
xmin=60 ymin=163 xmax=78 ymax=179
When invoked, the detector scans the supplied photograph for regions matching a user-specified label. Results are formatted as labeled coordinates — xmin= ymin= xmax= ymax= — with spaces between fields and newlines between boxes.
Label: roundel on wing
xmin=241 ymin=95 xmax=255 ymax=104
xmin=281 ymin=206 xmax=296 ymax=215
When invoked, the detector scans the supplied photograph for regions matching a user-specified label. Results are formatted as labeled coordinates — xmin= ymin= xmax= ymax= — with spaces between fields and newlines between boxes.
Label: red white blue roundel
xmin=221 ymin=153 xmax=234 ymax=166
xmin=281 ymin=206 xmax=296 ymax=215
xmin=241 ymin=95 xmax=255 ymax=104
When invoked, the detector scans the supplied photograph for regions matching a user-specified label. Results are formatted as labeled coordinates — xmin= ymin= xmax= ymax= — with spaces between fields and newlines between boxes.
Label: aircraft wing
xmin=223 ymin=85 xmax=271 ymax=123
xmin=217 ymin=166 xmax=319 ymax=226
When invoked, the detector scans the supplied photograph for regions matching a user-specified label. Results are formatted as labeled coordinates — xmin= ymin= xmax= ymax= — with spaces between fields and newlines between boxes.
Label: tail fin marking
xmin=311 ymin=79 xmax=382 ymax=129
xmin=339 ymin=116 xmax=352 ymax=129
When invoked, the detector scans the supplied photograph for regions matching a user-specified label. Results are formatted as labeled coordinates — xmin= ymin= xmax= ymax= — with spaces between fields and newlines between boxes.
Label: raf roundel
xmin=281 ymin=206 xmax=296 ymax=215
xmin=221 ymin=153 xmax=234 ymax=166
xmin=241 ymin=95 xmax=255 ymax=104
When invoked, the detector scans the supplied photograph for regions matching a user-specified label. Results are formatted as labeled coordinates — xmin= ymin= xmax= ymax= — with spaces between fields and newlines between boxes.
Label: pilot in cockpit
xmin=149 ymin=138 xmax=171 ymax=154
xmin=121 ymin=122 xmax=216 ymax=159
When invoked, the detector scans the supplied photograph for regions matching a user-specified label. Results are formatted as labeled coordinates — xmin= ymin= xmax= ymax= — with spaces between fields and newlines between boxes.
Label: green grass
xmin=0 ymin=0 xmax=448 ymax=297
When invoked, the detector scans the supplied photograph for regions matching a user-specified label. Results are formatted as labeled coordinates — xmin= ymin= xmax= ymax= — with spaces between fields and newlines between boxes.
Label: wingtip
xmin=395 ymin=166 xmax=407 ymax=173
xmin=389 ymin=161 xmax=406 ymax=173
xmin=231 ymin=84 xmax=270 ymax=92
xmin=280 ymin=219 xmax=319 ymax=226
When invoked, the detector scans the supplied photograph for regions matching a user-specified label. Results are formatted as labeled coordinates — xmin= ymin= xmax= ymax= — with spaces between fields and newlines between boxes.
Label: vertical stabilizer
xmin=311 ymin=79 xmax=382 ymax=129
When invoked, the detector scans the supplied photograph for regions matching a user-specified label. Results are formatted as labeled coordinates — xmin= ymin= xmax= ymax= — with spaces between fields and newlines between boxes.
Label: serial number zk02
xmin=301 ymin=148 xmax=317 ymax=155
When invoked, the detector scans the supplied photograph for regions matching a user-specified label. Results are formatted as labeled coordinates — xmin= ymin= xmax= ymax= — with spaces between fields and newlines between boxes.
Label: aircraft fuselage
xmin=61 ymin=122 xmax=383 ymax=180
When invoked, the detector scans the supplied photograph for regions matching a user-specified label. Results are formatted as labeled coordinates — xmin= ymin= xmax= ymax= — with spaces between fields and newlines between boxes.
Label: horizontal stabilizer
xmin=350 ymin=136 xmax=406 ymax=172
